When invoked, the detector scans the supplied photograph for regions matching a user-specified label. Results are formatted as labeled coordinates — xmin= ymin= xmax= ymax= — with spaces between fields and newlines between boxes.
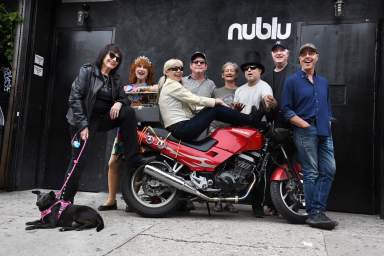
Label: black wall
xmin=53 ymin=0 xmax=384 ymax=85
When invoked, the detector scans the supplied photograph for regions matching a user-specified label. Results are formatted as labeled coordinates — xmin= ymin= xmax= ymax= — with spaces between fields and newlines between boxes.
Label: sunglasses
xmin=108 ymin=52 xmax=121 ymax=63
xmin=299 ymin=50 xmax=317 ymax=57
xmin=192 ymin=60 xmax=206 ymax=65
xmin=242 ymin=65 xmax=258 ymax=71
xmin=168 ymin=66 xmax=184 ymax=72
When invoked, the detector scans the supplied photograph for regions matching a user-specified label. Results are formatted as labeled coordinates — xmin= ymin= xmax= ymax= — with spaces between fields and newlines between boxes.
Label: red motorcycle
xmin=122 ymin=124 xmax=307 ymax=224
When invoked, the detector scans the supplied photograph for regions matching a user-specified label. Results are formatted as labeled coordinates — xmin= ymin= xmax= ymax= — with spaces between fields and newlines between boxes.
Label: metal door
xmin=299 ymin=23 xmax=376 ymax=213
xmin=43 ymin=29 xmax=114 ymax=191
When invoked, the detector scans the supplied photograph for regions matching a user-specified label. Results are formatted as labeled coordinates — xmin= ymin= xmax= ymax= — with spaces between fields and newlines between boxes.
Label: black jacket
xmin=66 ymin=63 xmax=130 ymax=131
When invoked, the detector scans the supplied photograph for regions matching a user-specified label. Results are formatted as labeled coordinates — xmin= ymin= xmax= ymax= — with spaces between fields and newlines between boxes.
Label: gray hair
xmin=222 ymin=62 xmax=240 ymax=73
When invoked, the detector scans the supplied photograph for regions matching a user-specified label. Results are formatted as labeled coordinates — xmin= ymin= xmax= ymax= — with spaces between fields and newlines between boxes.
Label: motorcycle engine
xmin=214 ymin=154 xmax=256 ymax=193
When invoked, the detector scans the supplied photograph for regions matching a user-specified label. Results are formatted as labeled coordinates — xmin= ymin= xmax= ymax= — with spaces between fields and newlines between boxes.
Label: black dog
xmin=25 ymin=190 xmax=104 ymax=232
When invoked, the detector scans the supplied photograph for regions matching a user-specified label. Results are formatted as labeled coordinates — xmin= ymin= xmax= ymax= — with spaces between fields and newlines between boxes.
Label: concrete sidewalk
xmin=0 ymin=190 xmax=383 ymax=256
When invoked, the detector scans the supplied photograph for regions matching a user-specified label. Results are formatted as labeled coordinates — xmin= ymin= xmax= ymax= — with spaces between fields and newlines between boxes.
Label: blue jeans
xmin=293 ymin=125 xmax=336 ymax=215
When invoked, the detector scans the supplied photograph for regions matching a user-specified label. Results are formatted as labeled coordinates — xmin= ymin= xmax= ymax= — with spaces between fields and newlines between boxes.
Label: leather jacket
xmin=66 ymin=63 xmax=130 ymax=131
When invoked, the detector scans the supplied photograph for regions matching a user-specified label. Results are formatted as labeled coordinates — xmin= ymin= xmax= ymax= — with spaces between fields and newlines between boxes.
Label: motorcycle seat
xmin=150 ymin=128 xmax=217 ymax=152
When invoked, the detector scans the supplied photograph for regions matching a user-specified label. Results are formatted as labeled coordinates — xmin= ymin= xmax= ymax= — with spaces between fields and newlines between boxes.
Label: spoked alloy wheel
xmin=122 ymin=161 xmax=180 ymax=217
xmin=270 ymin=178 xmax=308 ymax=224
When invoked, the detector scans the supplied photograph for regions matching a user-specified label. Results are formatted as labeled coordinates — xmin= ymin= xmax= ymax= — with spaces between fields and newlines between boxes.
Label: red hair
xmin=128 ymin=56 xmax=155 ymax=85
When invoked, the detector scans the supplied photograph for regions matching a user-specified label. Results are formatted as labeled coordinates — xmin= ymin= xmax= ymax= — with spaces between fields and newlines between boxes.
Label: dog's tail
xmin=96 ymin=213 xmax=104 ymax=232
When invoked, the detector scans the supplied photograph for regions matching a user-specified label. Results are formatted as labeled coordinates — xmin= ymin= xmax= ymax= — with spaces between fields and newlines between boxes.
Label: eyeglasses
xmin=242 ymin=65 xmax=258 ymax=71
xmin=192 ymin=60 xmax=206 ymax=65
xmin=108 ymin=52 xmax=121 ymax=63
xmin=168 ymin=66 xmax=184 ymax=72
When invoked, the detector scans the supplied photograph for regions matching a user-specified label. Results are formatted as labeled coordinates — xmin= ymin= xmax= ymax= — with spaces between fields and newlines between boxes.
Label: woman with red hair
xmin=98 ymin=56 xmax=157 ymax=211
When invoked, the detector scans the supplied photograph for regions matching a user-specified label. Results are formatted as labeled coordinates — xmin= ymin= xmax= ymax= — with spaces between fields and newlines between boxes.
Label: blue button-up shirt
xmin=281 ymin=70 xmax=332 ymax=136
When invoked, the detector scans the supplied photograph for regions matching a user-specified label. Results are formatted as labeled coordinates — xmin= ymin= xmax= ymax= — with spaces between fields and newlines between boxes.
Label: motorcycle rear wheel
xmin=121 ymin=161 xmax=181 ymax=217
xmin=270 ymin=179 xmax=308 ymax=224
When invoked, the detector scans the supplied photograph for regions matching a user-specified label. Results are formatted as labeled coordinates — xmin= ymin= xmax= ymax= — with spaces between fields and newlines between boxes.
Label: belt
xmin=304 ymin=117 xmax=317 ymax=125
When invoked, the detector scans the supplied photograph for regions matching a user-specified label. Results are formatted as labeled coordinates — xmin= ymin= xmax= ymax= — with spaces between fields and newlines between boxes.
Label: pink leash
xmin=39 ymin=135 xmax=87 ymax=222
xmin=55 ymin=136 xmax=88 ymax=199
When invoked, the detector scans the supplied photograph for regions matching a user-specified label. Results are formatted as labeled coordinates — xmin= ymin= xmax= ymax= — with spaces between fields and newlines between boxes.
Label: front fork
xmin=270 ymin=145 xmax=302 ymax=182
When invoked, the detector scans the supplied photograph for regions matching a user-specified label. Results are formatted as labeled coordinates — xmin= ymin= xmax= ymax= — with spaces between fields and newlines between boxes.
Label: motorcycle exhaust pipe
xmin=143 ymin=164 xmax=256 ymax=203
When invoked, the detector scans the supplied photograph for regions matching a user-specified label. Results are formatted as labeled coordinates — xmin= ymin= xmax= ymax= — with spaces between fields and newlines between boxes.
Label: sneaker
xmin=305 ymin=212 xmax=337 ymax=230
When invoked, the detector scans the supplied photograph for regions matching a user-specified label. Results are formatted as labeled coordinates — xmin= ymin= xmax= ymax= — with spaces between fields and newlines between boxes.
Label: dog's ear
xmin=49 ymin=191 xmax=56 ymax=197
xmin=32 ymin=190 xmax=41 ymax=195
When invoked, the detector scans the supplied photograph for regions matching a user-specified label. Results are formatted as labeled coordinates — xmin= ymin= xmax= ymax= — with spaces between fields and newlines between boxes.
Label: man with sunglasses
xmin=234 ymin=58 xmax=276 ymax=217
xmin=281 ymin=43 xmax=337 ymax=230
xmin=182 ymin=51 xmax=216 ymax=98
xmin=234 ymin=61 xmax=275 ymax=115
xmin=179 ymin=52 xmax=216 ymax=211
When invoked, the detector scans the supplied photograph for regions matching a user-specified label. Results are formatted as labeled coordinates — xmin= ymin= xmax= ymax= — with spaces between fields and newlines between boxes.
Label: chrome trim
xmin=143 ymin=164 xmax=257 ymax=203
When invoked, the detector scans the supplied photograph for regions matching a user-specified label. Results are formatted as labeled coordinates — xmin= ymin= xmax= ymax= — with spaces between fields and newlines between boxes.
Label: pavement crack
xmin=323 ymin=233 xmax=329 ymax=256
xmin=139 ymin=233 xmax=310 ymax=250
xmin=101 ymin=224 xmax=155 ymax=256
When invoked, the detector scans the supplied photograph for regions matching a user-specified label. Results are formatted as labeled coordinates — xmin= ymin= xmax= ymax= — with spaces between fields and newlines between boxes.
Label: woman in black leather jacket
xmin=62 ymin=44 xmax=140 ymax=202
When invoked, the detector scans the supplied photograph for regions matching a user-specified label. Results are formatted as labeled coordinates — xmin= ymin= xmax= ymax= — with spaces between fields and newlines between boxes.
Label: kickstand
xmin=206 ymin=202 xmax=211 ymax=216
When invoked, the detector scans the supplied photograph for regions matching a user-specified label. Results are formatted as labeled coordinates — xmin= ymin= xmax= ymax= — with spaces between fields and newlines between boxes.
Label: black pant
xmin=170 ymin=106 xmax=256 ymax=142
xmin=61 ymin=105 xmax=138 ymax=202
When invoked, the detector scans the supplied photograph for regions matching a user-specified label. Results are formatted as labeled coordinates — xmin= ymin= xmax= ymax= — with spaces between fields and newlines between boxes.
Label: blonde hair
xmin=163 ymin=58 xmax=183 ymax=74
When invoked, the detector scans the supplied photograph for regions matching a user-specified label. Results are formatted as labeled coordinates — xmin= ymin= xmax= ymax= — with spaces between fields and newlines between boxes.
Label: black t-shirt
xmin=93 ymin=76 xmax=113 ymax=115
xmin=271 ymin=68 xmax=287 ymax=102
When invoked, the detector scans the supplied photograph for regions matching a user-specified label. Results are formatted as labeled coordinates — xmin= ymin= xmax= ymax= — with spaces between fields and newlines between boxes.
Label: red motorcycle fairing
xmin=211 ymin=127 xmax=264 ymax=153
xmin=271 ymin=162 xmax=302 ymax=181
xmin=137 ymin=127 xmax=264 ymax=172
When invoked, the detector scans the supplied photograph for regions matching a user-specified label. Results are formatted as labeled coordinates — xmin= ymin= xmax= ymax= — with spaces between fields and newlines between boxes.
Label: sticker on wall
xmin=34 ymin=54 xmax=44 ymax=66
xmin=228 ymin=17 xmax=291 ymax=40
xmin=33 ymin=65 xmax=43 ymax=77
xmin=2 ymin=67 xmax=12 ymax=92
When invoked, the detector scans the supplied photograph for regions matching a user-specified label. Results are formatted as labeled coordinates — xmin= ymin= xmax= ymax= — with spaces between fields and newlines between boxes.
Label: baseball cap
xmin=190 ymin=51 xmax=207 ymax=62
xmin=299 ymin=43 xmax=318 ymax=54
xmin=271 ymin=41 xmax=287 ymax=51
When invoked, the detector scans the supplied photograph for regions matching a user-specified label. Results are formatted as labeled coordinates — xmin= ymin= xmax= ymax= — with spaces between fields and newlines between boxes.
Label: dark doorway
xmin=42 ymin=29 xmax=115 ymax=191
xmin=298 ymin=23 xmax=377 ymax=213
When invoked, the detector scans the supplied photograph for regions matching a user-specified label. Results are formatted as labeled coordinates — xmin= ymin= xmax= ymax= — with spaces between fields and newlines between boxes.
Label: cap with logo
xmin=271 ymin=41 xmax=287 ymax=51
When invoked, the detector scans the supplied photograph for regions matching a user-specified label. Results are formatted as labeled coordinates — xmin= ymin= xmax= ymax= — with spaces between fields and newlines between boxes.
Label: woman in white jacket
xmin=158 ymin=59 xmax=263 ymax=142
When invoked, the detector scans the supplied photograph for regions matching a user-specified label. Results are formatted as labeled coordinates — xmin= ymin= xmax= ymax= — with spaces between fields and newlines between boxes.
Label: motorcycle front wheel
xmin=121 ymin=161 xmax=181 ymax=217
xmin=270 ymin=178 xmax=308 ymax=224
